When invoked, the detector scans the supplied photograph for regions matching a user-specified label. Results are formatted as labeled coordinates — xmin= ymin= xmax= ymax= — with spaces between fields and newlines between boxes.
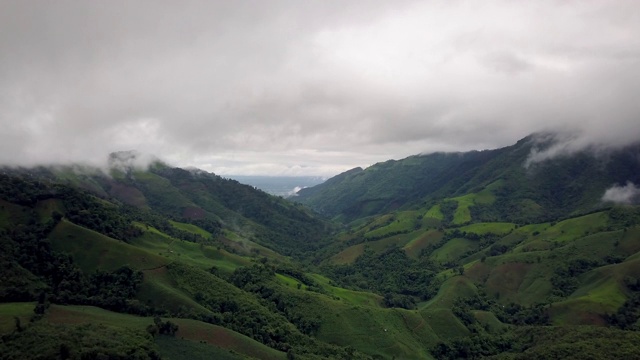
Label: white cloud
xmin=0 ymin=0 xmax=639 ymax=175
xmin=602 ymin=182 xmax=640 ymax=204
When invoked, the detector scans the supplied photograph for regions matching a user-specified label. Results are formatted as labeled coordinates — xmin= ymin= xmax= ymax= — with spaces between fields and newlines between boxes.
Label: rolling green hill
xmin=1 ymin=136 xmax=640 ymax=359
xmin=296 ymin=134 xmax=640 ymax=224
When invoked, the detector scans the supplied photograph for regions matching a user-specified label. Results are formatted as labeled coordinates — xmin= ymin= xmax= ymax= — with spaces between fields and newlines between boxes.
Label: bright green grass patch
xmin=572 ymin=257 xmax=640 ymax=311
xmin=138 ymin=267 xmax=212 ymax=315
xmin=499 ymin=223 xmax=549 ymax=249
xmin=419 ymin=307 xmax=469 ymax=341
xmin=316 ymin=304 xmax=436 ymax=359
xmin=431 ymin=238 xmax=477 ymax=263
xmin=170 ymin=220 xmax=212 ymax=239
xmin=473 ymin=310 xmax=507 ymax=333
xmin=364 ymin=211 xmax=418 ymax=239
xmin=276 ymin=273 xmax=304 ymax=288
xmin=459 ymin=222 xmax=516 ymax=235
xmin=562 ymin=231 xmax=622 ymax=260
xmin=0 ymin=302 xmax=35 ymax=335
xmin=131 ymin=226 xmax=250 ymax=273
xmin=548 ymin=297 xmax=613 ymax=326
xmin=537 ymin=212 xmax=609 ymax=243
xmin=422 ymin=276 xmax=477 ymax=310
xmin=308 ymin=274 xmax=382 ymax=307
xmin=454 ymin=207 xmax=471 ymax=225
xmin=450 ymin=194 xmax=475 ymax=225
xmin=221 ymin=229 xmax=284 ymax=260
xmin=49 ymin=220 xmax=169 ymax=272
xmin=425 ymin=204 xmax=444 ymax=220
xmin=572 ymin=274 xmax=626 ymax=310
xmin=330 ymin=287 xmax=383 ymax=307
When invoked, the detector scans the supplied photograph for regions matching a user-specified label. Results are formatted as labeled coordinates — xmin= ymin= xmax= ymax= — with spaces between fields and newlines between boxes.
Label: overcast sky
xmin=1 ymin=0 xmax=639 ymax=176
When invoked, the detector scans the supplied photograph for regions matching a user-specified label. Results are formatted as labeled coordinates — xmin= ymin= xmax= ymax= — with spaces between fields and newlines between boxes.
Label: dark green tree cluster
xmin=148 ymin=317 xmax=179 ymax=336
xmin=229 ymin=265 xmax=322 ymax=336
xmin=432 ymin=333 xmax=515 ymax=360
xmin=607 ymin=293 xmax=640 ymax=330
xmin=607 ymin=276 xmax=640 ymax=330
xmin=440 ymin=201 xmax=458 ymax=225
xmin=150 ymin=167 xmax=332 ymax=257
xmin=323 ymin=247 xmax=441 ymax=307
xmin=0 ymin=173 xmax=141 ymax=242
xmin=4 ymin=218 xmax=148 ymax=313
xmin=454 ymin=294 xmax=549 ymax=327
xmin=551 ymin=258 xmax=602 ymax=297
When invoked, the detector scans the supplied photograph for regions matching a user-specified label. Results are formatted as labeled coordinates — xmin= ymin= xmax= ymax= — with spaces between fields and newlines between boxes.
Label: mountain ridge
xmin=295 ymin=133 xmax=640 ymax=223
xmin=1 ymin=133 xmax=640 ymax=359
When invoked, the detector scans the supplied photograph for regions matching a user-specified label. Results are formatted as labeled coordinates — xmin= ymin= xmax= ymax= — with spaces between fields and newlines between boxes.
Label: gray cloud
xmin=602 ymin=182 xmax=640 ymax=204
xmin=1 ymin=0 xmax=639 ymax=175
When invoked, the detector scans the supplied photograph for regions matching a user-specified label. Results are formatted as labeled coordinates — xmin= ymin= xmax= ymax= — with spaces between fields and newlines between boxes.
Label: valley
xmin=1 ymin=135 xmax=640 ymax=359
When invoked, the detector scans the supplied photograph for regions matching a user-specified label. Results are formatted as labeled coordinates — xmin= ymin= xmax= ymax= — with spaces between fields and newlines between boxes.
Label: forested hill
xmin=295 ymin=134 xmax=640 ymax=223
xmin=2 ymin=156 xmax=332 ymax=258
xmin=2 ymin=146 xmax=640 ymax=359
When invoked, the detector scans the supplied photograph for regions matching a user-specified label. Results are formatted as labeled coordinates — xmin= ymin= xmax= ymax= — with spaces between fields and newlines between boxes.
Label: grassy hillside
xmin=0 ymin=303 xmax=286 ymax=360
xmin=49 ymin=220 xmax=170 ymax=272
xmin=296 ymin=135 xmax=640 ymax=224
xmin=2 ymin=139 xmax=640 ymax=359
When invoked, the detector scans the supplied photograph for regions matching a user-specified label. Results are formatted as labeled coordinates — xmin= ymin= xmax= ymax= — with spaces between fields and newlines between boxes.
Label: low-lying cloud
xmin=602 ymin=182 xmax=640 ymax=204
xmin=1 ymin=1 xmax=639 ymax=176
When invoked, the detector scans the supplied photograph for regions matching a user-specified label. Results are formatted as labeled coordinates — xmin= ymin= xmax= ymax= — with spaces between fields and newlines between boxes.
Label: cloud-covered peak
xmin=108 ymin=150 xmax=164 ymax=173
xmin=1 ymin=1 xmax=639 ymax=176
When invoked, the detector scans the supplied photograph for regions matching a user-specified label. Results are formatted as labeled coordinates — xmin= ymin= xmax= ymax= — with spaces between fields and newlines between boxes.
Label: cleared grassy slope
xmin=49 ymin=220 xmax=169 ymax=272
xmin=46 ymin=304 xmax=285 ymax=360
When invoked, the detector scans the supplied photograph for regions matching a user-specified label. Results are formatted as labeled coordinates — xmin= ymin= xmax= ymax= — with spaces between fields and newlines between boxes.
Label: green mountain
xmin=9 ymin=152 xmax=332 ymax=258
xmin=2 ymin=137 xmax=640 ymax=359
xmin=295 ymin=134 xmax=640 ymax=224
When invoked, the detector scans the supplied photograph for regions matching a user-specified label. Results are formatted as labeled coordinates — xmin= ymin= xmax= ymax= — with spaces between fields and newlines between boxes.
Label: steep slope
xmin=2 ymin=140 xmax=640 ymax=359
xmin=3 ymin=155 xmax=332 ymax=258
xmin=0 ymin=172 xmax=378 ymax=359
xmin=296 ymin=134 xmax=640 ymax=223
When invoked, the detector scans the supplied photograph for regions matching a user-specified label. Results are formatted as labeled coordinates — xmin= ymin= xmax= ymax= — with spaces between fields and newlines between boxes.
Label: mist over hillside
xmin=227 ymin=176 xmax=326 ymax=197
xmin=296 ymin=133 xmax=640 ymax=222
xmin=1 ymin=0 xmax=640 ymax=357
xmin=1 ymin=132 xmax=640 ymax=359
